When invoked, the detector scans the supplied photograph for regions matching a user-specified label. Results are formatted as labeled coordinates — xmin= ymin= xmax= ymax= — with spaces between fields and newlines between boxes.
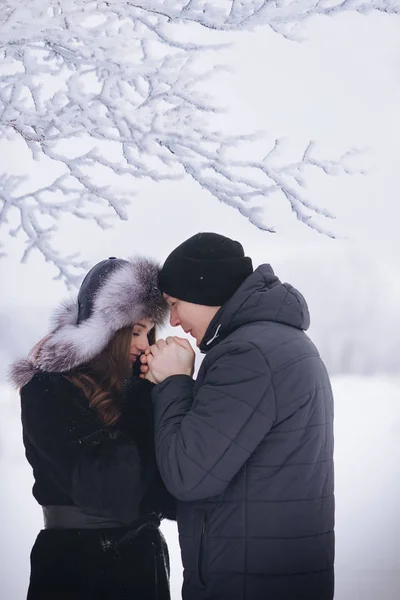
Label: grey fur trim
xmin=9 ymin=358 xmax=40 ymax=389
xmin=9 ymin=256 xmax=168 ymax=387
xmin=50 ymin=298 xmax=79 ymax=329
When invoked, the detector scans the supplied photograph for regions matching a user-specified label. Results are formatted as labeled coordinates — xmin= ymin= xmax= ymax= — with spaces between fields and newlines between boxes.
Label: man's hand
xmin=140 ymin=337 xmax=195 ymax=384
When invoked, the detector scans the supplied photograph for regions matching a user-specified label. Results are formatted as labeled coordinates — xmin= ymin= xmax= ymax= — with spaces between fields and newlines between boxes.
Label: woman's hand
xmin=139 ymin=353 xmax=157 ymax=384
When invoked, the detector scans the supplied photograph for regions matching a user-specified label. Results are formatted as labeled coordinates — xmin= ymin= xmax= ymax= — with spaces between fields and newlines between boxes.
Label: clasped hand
xmin=140 ymin=337 xmax=195 ymax=384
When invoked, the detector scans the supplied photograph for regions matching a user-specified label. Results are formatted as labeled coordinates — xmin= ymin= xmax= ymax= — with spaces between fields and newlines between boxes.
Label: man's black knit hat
xmin=158 ymin=233 xmax=253 ymax=306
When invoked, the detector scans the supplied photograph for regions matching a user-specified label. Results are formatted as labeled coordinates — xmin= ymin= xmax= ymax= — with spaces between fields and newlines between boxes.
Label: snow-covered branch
xmin=124 ymin=0 xmax=400 ymax=39
xmin=0 ymin=0 xmax=385 ymax=285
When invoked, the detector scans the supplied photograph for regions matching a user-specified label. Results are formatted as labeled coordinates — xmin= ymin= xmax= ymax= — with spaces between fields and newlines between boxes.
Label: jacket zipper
xmin=197 ymin=513 xmax=207 ymax=587
xmin=202 ymin=515 xmax=207 ymax=534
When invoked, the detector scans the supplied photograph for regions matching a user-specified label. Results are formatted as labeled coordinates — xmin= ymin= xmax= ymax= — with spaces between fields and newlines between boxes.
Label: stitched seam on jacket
xmin=272 ymin=421 xmax=331 ymax=434
xmin=272 ymin=385 xmax=332 ymax=420
xmin=171 ymin=439 xmax=230 ymax=483
xmin=178 ymin=495 xmax=333 ymax=507
xmin=274 ymin=287 xmax=290 ymax=323
xmin=155 ymin=390 xmax=272 ymax=460
xmin=200 ymin=530 xmax=333 ymax=540
xmin=263 ymin=334 xmax=314 ymax=355
xmin=209 ymin=361 xmax=271 ymax=378
xmin=279 ymin=385 xmax=331 ymax=407
xmin=183 ymin=410 xmax=268 ymax=455
xmin=251 ymin=458 xmax=332 ymax=468
xmin=271 ymin=353 xmax=322 ymax=375
xmin=180 ymin=407 xmax=265 ymax=489
xmin=200 ymin=382 xmax=273 ymax=419
xmin=234 ymin=340 xmax=277 ymax=421
xmin=184 ymin=361 xmax=275 ymax=495
xmin=184 ymin=567 xmax=333 ymax=577
xmin=239 ymin=330 xmax=315 ymax=358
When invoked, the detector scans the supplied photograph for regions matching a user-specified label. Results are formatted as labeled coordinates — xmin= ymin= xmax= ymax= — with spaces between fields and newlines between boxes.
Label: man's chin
xmin=189 ymin=332 xmax=200 ymax=346
xmin=194 ymin=336 xmax=201 ymax=347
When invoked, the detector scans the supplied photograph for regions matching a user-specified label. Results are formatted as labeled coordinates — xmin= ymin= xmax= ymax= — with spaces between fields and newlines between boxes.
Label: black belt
xmin=43 ymin=505 xmax=161 ymax=533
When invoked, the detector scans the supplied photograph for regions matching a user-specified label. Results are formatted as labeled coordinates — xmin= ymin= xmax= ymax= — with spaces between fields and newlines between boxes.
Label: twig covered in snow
xmin=0 ymin=0 xmax=384 ymax=285
xmin=124 ymin=0 xmax=400 ymax=40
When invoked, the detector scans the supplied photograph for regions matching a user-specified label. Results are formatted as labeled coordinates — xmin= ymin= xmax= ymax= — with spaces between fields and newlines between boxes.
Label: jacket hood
xmin=9 ymin=256 xmax=168 ymax=388
xmin=200 ymin=264 xmax=310 ymax=352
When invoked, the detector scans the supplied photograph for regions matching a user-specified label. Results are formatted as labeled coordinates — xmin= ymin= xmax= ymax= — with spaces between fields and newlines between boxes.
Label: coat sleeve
xmin=21 ymin=373 xmax=145 ymax=524
xmin=152 ymin=341 xmax=276 ymax=501
xmin=119 ymin=377 xmax=177 ymax=521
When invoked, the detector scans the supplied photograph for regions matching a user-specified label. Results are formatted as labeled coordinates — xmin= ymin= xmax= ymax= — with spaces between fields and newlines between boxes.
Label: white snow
xmin=0 ymin=376 xmax=399 ymax=599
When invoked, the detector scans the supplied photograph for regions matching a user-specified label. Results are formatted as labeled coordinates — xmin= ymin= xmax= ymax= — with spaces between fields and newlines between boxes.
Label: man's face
xmin=163 ymin=294 xmax=220 ymax=346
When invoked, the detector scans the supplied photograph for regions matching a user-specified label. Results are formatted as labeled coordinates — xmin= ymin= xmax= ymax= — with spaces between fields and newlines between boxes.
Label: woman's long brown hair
xmin=65 ymin=326 xmax=156 ymax=426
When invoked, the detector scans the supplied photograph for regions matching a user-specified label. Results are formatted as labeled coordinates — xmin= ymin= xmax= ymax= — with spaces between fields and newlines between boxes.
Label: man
xmin=141 ymin=232 xmax=334 ymax=600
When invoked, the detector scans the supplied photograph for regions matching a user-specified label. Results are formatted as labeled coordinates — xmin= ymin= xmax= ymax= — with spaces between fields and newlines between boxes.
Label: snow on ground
xmin=0 ymin=377 xmax=399 ymax=599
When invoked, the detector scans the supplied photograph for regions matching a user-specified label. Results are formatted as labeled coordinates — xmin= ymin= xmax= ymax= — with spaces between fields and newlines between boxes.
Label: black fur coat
xmin=20 ymin=371 xmax=176 ymax=600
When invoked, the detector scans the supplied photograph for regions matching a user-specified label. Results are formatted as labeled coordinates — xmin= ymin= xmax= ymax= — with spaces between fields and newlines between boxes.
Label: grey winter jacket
xmin=152 ymin=264 xmax=334 ymax=600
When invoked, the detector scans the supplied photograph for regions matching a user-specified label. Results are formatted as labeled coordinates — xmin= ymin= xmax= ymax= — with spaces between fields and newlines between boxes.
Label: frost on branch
xmin=0 ymin=1 xmax=380 ymax=286
xmin=124 ymin=0 xmax=400 ymax=40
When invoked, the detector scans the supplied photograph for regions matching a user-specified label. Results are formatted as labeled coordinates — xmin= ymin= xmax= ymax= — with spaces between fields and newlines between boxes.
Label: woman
xmin=10 ymin=256 xmax=175 ymax=600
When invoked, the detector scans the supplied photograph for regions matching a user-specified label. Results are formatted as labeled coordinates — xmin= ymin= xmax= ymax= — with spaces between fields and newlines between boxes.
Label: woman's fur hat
xmin=10 ymin=256 xmax=168 ymax=388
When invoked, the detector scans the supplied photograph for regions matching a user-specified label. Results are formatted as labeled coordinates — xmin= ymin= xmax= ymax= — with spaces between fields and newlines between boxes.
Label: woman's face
xmin=130 ymin=319 xmax=154 ymax=365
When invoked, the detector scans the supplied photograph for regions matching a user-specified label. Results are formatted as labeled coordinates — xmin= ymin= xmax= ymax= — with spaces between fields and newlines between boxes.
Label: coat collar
xmin=199 ymin=264 xmax=310 ymax=353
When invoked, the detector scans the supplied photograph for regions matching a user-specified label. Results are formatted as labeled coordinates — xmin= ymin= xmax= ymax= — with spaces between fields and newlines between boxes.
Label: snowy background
xmin=1 ymin=377 xmax=399 ymax=599
xmin=1 ymin=5 xmax=400 ymax=600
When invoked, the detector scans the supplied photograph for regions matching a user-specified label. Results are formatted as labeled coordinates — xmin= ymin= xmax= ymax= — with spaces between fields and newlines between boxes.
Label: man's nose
xmin=170 ymin=313 xmax=180 ymax=327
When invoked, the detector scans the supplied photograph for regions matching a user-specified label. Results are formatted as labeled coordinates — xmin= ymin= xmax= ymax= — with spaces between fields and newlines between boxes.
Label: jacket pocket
xmin=193 ymin=510 xmax=207 ymax=589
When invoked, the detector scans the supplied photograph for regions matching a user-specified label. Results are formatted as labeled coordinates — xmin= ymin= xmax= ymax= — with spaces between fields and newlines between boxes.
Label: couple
xmin=11 ymin=232 xmax=335 ymax=600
